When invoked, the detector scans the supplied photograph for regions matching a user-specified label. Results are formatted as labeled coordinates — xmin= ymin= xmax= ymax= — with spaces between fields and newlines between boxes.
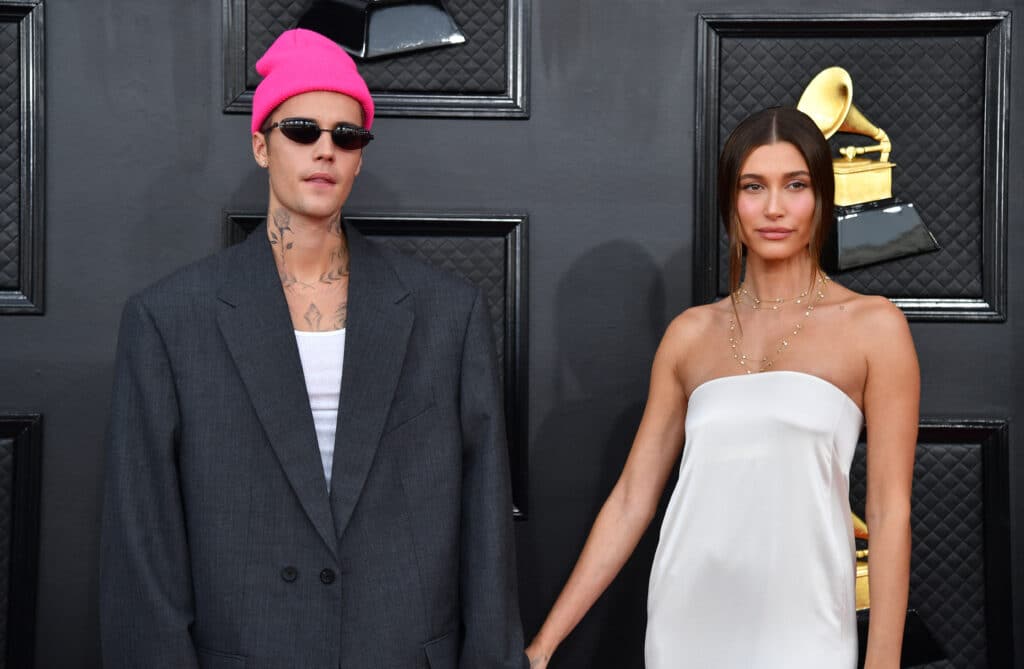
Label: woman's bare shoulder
xmin=831 ymin=284 xmax=910 ymax=339
xmin=651 ymin=302 xmax=729 ymax=388
xmin=654 ymin=301 xmax=731 ymax=376
xmin=664 ymin=300 xmax=728 ymax=343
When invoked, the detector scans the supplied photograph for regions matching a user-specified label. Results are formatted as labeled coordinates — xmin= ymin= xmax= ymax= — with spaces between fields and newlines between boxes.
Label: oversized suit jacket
xmin=100 ymin=223 xmax=529 ymax=669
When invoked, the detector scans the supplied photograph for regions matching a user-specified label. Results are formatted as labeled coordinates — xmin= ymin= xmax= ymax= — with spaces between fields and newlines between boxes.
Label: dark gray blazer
xmin=100 ymin=223 xmax=528 ymax=669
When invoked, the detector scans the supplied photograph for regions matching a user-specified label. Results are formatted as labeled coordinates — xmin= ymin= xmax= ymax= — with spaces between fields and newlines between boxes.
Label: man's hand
xmin=525 ymin=645 xmax=550 ymax=669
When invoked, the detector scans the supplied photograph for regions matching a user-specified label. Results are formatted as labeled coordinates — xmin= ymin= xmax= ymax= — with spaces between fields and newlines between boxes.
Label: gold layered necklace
xmin=728 ymin=272 xmax=829 ymax=374
xmin=737 ymin=282 xmax=816 ymax=310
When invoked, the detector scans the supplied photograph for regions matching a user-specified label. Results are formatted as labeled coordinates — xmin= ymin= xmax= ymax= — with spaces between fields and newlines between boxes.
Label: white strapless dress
xmin=646 ymin=371 xmax=863 ymax=668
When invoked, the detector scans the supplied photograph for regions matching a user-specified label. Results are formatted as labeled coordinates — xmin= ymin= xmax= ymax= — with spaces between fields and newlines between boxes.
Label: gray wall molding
xmin=222 ymin=0 xmax=530 ymax=118
xmin=0 ymin=0 xmax=44 ymax=314
xmin=695 ymin=12 xmax=1010 ymax=321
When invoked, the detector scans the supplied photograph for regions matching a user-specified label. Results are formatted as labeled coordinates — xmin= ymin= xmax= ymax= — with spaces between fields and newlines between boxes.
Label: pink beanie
xmin=251 ymin=28 xmax=375 ymax=133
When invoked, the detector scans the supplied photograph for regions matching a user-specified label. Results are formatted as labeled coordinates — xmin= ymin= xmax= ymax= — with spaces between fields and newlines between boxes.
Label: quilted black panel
xmin=714 ymin=35 xmax=985 ymax=300
xmin=372 ymin=235 xmax=508 ymax=378
xmin=245 ymin=0 xmax=506 ymax=93
xmin=0 ymin=23 xmax=20 ymax=291
xmin=850 ymin=441 xmax=986 ymax=668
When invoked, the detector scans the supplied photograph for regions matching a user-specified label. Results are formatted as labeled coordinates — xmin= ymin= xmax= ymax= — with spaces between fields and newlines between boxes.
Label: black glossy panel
xmin=830 ymin=198 xmax=939 ymax=271
xmin=298 ymin=0 xmax=466 ymax=59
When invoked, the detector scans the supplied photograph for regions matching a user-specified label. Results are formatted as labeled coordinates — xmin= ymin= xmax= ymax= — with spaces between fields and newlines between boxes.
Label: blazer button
xmin=280 ymin=566 xmax=298 ymax=583
xmin=320 ymin=568 xmax=336 ymax=585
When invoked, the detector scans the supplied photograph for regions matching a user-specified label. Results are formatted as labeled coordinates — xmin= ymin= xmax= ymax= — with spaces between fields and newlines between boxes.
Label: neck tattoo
xmin=728 ymin=272 xmax=829 ymax=374
xmin=269 ymin=208 xmax=349 ymax=291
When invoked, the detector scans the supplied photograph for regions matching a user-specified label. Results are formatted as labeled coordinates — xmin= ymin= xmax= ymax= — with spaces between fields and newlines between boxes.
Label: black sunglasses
xmin=266 ymin=118 xmax=374 ymax=150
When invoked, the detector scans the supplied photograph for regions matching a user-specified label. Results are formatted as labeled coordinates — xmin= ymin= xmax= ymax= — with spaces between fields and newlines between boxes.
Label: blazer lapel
xmin=216 ymin=226 xmax=338 ymax=558
xmin=329 ymin=224 xmax=413 ymax=541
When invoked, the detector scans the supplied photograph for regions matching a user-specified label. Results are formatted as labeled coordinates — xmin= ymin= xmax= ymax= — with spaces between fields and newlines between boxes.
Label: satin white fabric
xmin=646 ymin=371 xmax=863 ymax=668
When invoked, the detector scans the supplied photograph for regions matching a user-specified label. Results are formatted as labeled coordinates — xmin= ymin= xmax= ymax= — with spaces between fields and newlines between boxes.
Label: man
xmin=100 ymin=28 xmax=528 ymax=669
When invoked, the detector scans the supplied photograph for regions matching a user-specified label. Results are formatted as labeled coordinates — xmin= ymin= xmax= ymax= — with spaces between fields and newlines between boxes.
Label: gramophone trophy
xmin=852 ymin=512 xmax=870 ymax=612
xmin=797 ymin=67 xmax=939 ymax=271
xmin=297 ymin=0 xmax=467 ymax=59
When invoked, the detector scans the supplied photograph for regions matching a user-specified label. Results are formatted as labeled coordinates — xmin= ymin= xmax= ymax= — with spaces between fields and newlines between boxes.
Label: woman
xmin=525 ymin=108 xmax=918 ymax=668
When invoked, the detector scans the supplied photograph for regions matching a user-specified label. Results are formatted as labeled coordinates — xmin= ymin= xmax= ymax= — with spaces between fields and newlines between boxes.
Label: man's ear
xmin=252 ymin=131 xmax=269 ymax=168
xmin=354 ymin=153 xmax=363 ymax=177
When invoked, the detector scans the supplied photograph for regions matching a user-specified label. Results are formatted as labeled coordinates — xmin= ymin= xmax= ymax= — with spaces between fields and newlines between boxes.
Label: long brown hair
xmin=717 ymin=107 xmax=835 ymax=305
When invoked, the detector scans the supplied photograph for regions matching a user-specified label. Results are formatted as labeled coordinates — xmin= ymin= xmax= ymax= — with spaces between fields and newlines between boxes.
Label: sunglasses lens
xmin=278 ymin=120 xmax=320 ymax=144
xmin=273 ymin=119 xmax=371 ymax=149
xmin=332 ymin=126 xmax=371 ymax=150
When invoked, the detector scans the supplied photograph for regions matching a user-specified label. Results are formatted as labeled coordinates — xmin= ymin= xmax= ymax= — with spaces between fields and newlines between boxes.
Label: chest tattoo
xmin=303 ymin=303 xmax=323 ymax=330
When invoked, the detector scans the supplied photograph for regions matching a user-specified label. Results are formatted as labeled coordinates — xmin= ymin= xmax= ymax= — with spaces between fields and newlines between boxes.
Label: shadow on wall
xmin=522 ymin=240 xmax=668 ymax=668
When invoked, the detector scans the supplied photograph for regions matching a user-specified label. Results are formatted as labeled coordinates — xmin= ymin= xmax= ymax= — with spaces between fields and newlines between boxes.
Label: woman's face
xmin=735 ymin=141 xmax=817 ymax=262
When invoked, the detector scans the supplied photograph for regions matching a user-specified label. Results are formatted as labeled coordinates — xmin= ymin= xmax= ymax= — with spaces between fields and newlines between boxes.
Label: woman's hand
xmin=519 ymin=314 xmax=694 ymax=666
xmin=525 ymin=645 xmax=550 ymax=669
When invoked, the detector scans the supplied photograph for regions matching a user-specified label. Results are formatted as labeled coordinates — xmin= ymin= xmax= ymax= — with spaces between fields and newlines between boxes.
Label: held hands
xmin=525 ymin=644 xmax=550 ymax=669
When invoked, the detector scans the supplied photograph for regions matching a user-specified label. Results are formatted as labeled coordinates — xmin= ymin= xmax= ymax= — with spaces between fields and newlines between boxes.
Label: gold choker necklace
xmin=728 ymin=273 xmax=829 ymax=373
xmin=736 ymin=282 xmax=814 ymax=311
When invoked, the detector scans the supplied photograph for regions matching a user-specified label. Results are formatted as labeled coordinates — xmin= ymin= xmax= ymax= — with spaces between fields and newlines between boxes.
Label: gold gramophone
xmin=798 ymin=67 xmax=893 ymax=207
xmin=795 ymin=66 xmax=939 ymax=271
xmin=852 ymin=512 xmax=870 ymax=611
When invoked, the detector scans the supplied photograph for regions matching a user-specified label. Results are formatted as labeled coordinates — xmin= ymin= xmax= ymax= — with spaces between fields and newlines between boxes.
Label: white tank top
xmin=293 ymin=328 xmax=346 ymax=490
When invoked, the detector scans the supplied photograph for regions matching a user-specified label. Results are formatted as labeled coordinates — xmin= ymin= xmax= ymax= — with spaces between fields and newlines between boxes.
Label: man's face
xmin=252 ymin=90 xmax=365 ymax=222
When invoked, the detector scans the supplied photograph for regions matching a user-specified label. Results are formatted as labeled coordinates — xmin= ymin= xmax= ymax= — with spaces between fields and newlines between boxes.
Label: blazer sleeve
xmin=457 ymin=288 xmax=530 ymax=669
xmin=100 ymin=295 xmax=199 ymax=669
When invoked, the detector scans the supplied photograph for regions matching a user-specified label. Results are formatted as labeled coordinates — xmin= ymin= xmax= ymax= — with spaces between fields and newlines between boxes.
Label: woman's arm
xmin=861 ymin=298 xmax=920 ymax=669
xmin=525 ymin=316 xmax=692 ymax=667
